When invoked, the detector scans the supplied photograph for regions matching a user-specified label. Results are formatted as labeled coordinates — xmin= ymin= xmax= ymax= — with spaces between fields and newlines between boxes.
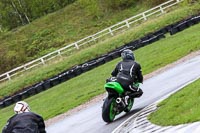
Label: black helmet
xmin=121 ymin=49 xmax=135 ymax=60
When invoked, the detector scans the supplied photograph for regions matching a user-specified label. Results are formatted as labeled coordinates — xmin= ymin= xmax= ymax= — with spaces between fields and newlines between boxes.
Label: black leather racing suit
xmin=111 ymin=59 xmax=143 ymax=97
xmin=2 ymin=112 xmax=46 ymax=133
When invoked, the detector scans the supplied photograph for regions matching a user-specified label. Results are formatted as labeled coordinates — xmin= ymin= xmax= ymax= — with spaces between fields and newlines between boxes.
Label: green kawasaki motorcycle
xmin=102 ymin=78 xmax=139 ymax=123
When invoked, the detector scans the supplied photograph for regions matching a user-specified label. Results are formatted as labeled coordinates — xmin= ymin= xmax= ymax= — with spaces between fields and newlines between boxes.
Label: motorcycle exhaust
xmin=116 ymin=98 xmax=126 ymax=108
xmin=116 ymin=98 xmax=122 ymax=103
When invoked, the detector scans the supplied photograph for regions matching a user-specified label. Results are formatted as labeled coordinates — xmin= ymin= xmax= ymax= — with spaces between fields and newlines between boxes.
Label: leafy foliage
xmin=0 ymin=0 xmax=76 ymax=30
xmin=0 ymin=0 xmax=150 ymax=74
xmin=100 ymin=0 xmax=136 ymax=11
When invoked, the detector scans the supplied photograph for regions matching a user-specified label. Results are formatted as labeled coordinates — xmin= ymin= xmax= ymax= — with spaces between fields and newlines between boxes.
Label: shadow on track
xmin=105 ymin=107 xmax=144 ymax=125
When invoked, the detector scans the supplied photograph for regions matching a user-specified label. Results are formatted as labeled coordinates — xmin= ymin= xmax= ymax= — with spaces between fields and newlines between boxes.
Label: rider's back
xmin=3 ymin=112 xmax=45 ymax=133
xmin=112 ymin=59 xmax=142 ymax=91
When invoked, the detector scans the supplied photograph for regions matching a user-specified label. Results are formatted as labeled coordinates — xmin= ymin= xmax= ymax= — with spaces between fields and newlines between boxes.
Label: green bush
xmin=0 ymin=0 xmax=76 ymax=30
xmin=142 ymin=0 xmax=168 ymax=7
xmin=77 ymin=0 xmax=103 ymax=19
xmin=100 ymin=0 xmax=136 ymax=11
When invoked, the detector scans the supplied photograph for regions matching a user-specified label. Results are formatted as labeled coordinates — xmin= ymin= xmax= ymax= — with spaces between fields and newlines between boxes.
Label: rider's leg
xmin=128 ymin=84 xmax=143 ymax=98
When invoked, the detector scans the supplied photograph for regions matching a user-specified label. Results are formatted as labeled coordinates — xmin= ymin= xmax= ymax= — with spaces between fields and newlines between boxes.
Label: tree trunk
xmin=17 ymin=0 xmax=30 ymax=23
xmin=0 ymin=25 xmax=2 ymax=32
xmin=10 ymin=0 xmax=25 ymax=25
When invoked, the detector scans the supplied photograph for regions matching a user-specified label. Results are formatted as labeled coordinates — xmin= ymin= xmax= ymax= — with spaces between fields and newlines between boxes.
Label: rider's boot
xmin=129 ymin=88 xmax=143 ymax=98
xmin=124 ymin=96 xmax=129 ymax=105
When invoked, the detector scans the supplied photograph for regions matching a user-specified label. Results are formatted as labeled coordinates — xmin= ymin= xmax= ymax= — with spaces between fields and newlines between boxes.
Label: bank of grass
xmin=0 ymin=0 xmax=148 ymax=74
xmin=1 ymin=21 xmax=200 ymax=130
xmin=1 ymin=2 xmax=200 ymax=100
xmin=148 ymin=78 xmax=200 ymax=126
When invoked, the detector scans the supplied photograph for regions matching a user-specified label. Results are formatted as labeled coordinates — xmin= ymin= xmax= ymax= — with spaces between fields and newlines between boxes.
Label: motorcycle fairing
xmin=104 ymin=82 xmax=124 ymax=95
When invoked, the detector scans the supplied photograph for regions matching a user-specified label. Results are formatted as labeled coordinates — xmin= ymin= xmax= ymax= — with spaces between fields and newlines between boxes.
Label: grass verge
xmin=148 ymin=78 xmax=200 ymax=126
xmin=0 ymin=21 xmax=200 ymax=130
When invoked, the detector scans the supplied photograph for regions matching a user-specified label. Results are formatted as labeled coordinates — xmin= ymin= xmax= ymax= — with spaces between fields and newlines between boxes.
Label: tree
xmin=17 ymin=0 xmax=30 ymax=23
xmin=0 ymin=0 xmax=76 ymax=30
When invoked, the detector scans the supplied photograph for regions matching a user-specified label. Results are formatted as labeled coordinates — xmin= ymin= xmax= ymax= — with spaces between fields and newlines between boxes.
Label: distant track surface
xmin=46 ymin=53 xmax=200 ymax=133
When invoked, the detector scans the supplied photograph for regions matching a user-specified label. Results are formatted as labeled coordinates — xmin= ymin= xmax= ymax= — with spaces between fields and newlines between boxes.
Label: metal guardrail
xmin=0 ymin=0 xmax=183 ymax=82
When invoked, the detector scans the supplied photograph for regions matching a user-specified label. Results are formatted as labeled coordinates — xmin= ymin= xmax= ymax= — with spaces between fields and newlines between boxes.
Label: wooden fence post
xmin=7 ymin=73 xmax=11 ymax=80
xmin=125 ymin=20 xmax=130 ymax=28
xmin=143 ymin=13 xmax=147 ymax=20
xmin=109 ymin=28 xmax=114 ymax=36
xmin=160 ymin=6 xmax=165 ymax=13
xmin=40 ymin=58 xmax=45 ymax=65
xmin=74 ymin=43 xmax=79 ymax=49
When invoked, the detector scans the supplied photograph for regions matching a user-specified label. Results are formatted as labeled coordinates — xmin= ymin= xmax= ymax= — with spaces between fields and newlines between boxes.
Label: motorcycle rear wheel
xmin=102 ymin=97 xmax=117 ymax=123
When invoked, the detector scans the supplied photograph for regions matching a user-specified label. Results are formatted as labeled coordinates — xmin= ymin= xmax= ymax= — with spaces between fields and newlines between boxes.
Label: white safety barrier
xmin=0 ymin=0 xmax=183 ymax=82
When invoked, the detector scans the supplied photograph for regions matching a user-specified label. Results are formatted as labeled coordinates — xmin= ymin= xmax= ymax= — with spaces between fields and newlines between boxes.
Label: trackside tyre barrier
xmin=4 ymin=97 xmax=13 ymax=107
xmin=192 ymin=15 xmax=200 ymax=24
xmin=74 ymin=66 xmax=83 ymax=76
xmin=1 ymin=13 xmax=200 ymax=109
xmin=0 ymin=102 xmax=5 ymax=108
xmin=185 ymin=19 xmax=195 ymax=27
xmin=126 ymin=40 xmax=141 ymax=49
xmin=81 ymin=60 xmax=98 ymax=72
xmin=27 ymin=86 xmax=37 ymax=96
xmin=178 ymin=21 xmax=189 ymax=31
xmin=170 ymin=14 xmax=200 ymax=35
xmin=58 ymin=72 xmax=69 ymax=82
xmin=66 ymin=69 xmax=76 ymax=79
xmin=12 ymin=94 xmax=21 ymax=103
xmin=35 ymin=82 xmax=45 ymax=93
xmin=19 ymin=90 xmax=29 ymax=100
xmin=109 ymin=51 xmax=121 ymax=59
xmin=50 ymin=76 xmax=61 ymax=86
xmin=43 ymin=80 xmax=51 ymax=90
xmin=103 ymin=55 xmax=113 ymax=62
xmin=96 ymin=58 xmax=106 ymax=66
xmin=163 ymin=24 xmax=174 ymax=34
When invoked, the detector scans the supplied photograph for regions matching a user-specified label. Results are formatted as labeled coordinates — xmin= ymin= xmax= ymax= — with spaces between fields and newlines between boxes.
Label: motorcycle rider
xmin=111 ymin=49 xmax=143 ymax=102
xmin=2 ymin=101 xmax=46 ymax=133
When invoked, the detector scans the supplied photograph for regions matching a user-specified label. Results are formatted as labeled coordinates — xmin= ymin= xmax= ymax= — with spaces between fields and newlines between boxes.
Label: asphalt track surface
xmin=46 ymin=54 xmax=200 ymax=133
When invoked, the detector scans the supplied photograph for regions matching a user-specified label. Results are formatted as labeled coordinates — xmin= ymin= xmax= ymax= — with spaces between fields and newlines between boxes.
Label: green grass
xmin=148 ymin=79 xmax=200 ymax=126
xmin=1 ymin=21 xmax=200 ymax=130
xmin=1 ymin=2 xmax=200 ymax=100
xmin=0 ymin=0 xmax=148 ymax=74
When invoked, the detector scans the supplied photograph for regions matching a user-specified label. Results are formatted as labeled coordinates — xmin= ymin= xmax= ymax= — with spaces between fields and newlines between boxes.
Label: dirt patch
xmin=45 ymin=50 xmax=200 ymax=127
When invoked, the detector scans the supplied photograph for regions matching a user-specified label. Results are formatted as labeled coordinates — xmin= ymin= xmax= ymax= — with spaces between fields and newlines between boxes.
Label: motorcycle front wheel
xmin=102 ymin=97 xmax=117 ymax=123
